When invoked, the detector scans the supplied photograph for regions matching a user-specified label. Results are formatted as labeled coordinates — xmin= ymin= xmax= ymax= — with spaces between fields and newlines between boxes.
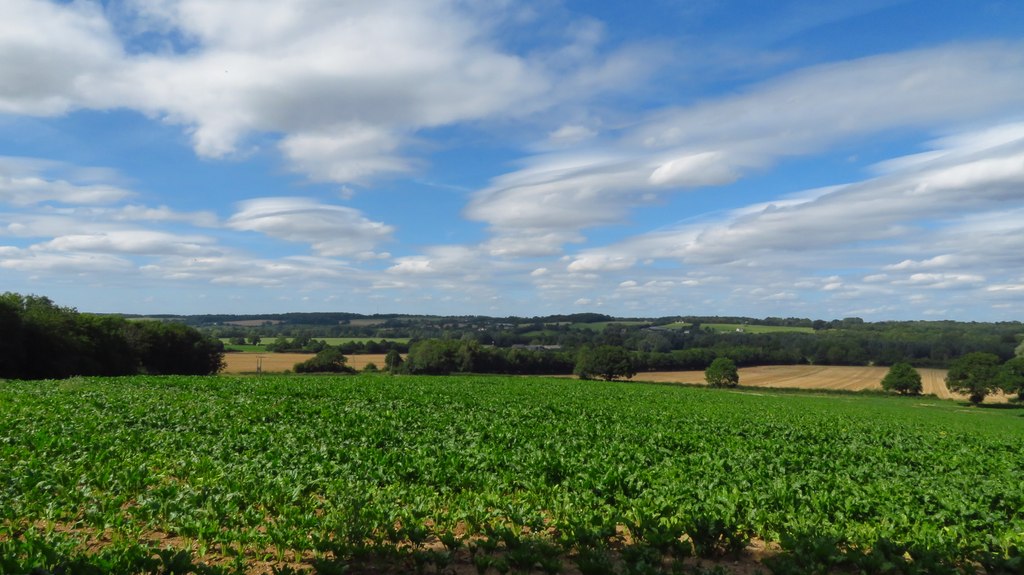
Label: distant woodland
xmin=0 ymin=293 xmax=224 ymax=380
xmin=3 ymin=294 xmax=1021 ymax=380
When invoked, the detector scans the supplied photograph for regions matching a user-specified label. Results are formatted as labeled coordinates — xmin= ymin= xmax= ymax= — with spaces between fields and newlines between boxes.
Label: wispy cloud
xmin=467 ymin=43 xmax=1024 ymax=257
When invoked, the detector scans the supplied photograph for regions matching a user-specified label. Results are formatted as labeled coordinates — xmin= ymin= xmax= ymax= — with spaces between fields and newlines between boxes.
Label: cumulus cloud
xmin=1 ymin=0 xmax=654 ymax=184
xmin=279 ymin=125 xmax=412 ymax=184
xmin=0 ymin=0 xmax=122 ymax=115
xmin=227 ymin=197 xmax=393 ymax=258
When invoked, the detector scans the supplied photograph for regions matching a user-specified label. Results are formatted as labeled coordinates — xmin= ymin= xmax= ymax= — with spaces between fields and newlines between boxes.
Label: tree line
xmin=0 ymin=293 xmax=224 ymax=380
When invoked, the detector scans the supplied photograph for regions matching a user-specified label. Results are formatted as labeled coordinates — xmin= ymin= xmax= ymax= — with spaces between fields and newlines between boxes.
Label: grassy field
xmin=658 ymin=321 xmax=692 ymax=330
xmin=315 ymin=337 xmax=410 ymax=345
xmin=220 ymin=338 xmax=409 ymax=353
xmin=2 ymin=374 xmax=1023 ymax=574
xmin=570 ymin=320 xmax=652 ymax=331
xmin=701 ymin=323 xmax=815 ymax=334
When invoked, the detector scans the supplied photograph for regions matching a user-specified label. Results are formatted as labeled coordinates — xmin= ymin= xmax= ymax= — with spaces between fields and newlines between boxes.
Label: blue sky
xmin=1 ymin=0 xmax=1023 ymax=320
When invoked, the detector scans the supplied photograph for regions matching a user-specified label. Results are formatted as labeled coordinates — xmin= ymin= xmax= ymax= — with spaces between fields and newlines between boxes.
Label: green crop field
xmin=220 ymin=338 xmax=409 ymax=353
xmin=221 ymin=343 xmax=268 ymax=353
xmin=2 ymin=375 xmax=1022 ymax=574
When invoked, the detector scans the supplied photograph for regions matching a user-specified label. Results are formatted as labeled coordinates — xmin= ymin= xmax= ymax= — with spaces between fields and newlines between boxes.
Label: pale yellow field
xmin=633 ymin=365 xmax=976 ymax=400
xmin=222 ymin=357 xmax=1007 ymax=402
xmin=221 ymin=353 xmax=390 ymax=373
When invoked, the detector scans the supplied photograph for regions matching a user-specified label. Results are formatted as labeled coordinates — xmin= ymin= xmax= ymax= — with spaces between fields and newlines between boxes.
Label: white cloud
xmin=567 ymin=254 xmax=636 ymax=273
xmin=1 ymin=0 xmax=656 ymax=184
xmin=227 ymin=197 xmax=393 ymax=258
xmin=279 ymin=125 xmax=412 ymax=184
xmin=388 ymin=245 xmax=485 ymax=277
xmin=548 ymin=124 xmax=597 ymax=145
xmin=467 ymin=42 xmax=1024 ymax=256
xmin=0 ymin=178 xmax=132 ymax=206
xmin=647 ymin=151 xmax=737 ymax=187
xmin=0 ymin=248 xmax=133 ymax=274
xmin=0 ymin=0 xmax=122 ymax=115
xmin=37 ymin=230 xmax=213 ymax=256
xmin=885 ymin=255 xmax=959 ymax=271
xmin=893 ymin=273 xmax=985 ymax=289
xmin=141 ymin=253 xmax=361 ymax=288
xmin=574 ymin=121 xmax=1024 ymax=269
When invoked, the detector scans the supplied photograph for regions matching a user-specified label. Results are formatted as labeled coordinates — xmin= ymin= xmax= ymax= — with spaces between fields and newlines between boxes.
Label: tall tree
xmin=705 ymin=357 xmax=740 ymax=388
xmin=384 ymin=348 xmax=403 ymax=373
xmin=574 ymin=345 xmax=635 ymax=381
xmin=999 ymin=356 xmax=1024 ymax=402
xmin=880 ymin=362 xmax=922 ymax=395
xmin=946 ymin=352 xmax=1001 ymax=404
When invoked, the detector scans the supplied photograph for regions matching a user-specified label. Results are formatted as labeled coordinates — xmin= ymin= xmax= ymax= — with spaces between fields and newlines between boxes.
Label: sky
xmin=1 ymin=0 xmax=1023 ymax=320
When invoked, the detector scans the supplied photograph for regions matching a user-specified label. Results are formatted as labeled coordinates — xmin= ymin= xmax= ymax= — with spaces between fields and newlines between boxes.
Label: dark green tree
xmin=384 ymin=348 xmax=403 ymax=373
xmin=880 ymin=362 xmax=922 ymax=395
xmin=293 ymin=347 xmax=356 ymax=373
xmin=0 ymin=294 xmax=26 ymax=378
xmin=705 ymin=357 xmax=739 ymax=388
xmin=999 ymin=356 xmax=1024 ymax=402
xmin=574 ymin=345 xmax=635 ymax=381
xmin=946 ymin=352 xmax=1001 ymax=404
xmin=404 ymin=339 xmax=459 ymax=374
xmin=126 ymin=321 xmax=225 ymax=375
xmin=0 ymin=292 xmax=223 ymax=379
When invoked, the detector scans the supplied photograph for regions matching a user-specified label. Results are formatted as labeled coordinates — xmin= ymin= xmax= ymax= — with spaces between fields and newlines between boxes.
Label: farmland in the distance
xmin=222 ymin=353 xmax=389 ymax=373
xmin=699 ymin=323 xmax=816 ymax=334
xmin=2 ymin=374 xmax=1022 ymax=574
xmin=635 ymin=365 xmax=956 ymax=398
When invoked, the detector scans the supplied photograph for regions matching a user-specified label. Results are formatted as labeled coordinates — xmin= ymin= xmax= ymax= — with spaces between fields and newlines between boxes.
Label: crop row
xmin=2 ymin=375 xmax=1023 ymax=573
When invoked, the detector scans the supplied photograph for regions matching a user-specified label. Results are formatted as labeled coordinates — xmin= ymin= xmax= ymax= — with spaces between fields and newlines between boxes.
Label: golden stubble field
xmin=222 ymin=358 xmax=1007 ymax=402
xmin=222 ymin=353 xmax=389 ymax=373
xmin=634 ymin=365 xmax=974 ymax=399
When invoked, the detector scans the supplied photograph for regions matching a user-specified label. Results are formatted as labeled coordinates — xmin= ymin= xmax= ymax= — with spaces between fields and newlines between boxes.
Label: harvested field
xmin=633 ymin=365 xmax=1006 ymax=402
xmin=222 ymin=353 xmax=389 ymax=373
